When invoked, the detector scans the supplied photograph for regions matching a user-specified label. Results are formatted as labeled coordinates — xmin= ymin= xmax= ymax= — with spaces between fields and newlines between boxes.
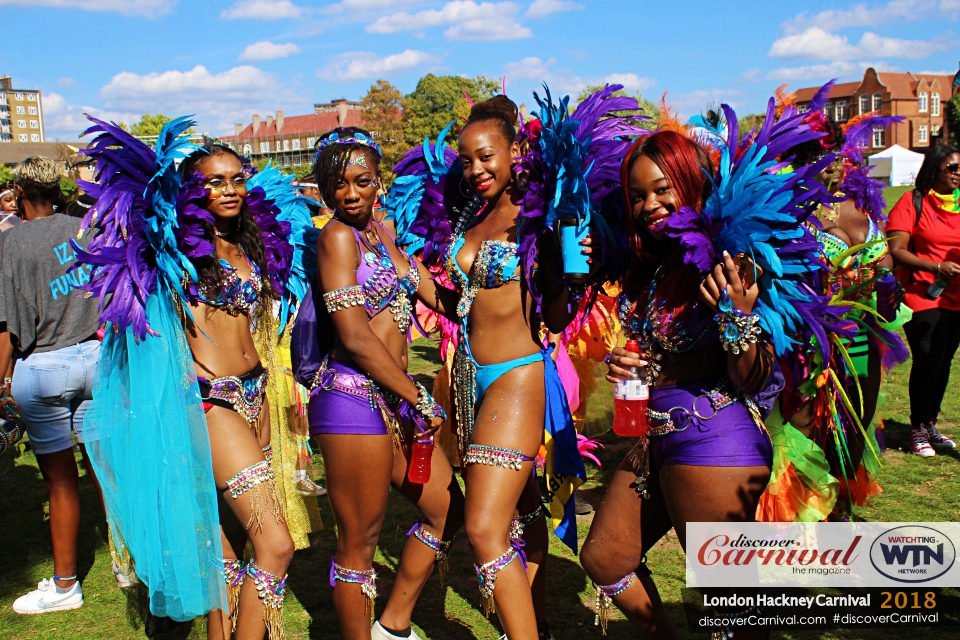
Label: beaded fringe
xmin=222 ymin=558 xmax=247 ymax=632
xmin=474 ymin=547 xmax=518 ymax=618
xmin=330 ymin=558 xmax=378 ymax=621
xmin=247 ymin=562 xmax=287 ymax=640
xmin=408 ymin=519 xmax=453 ymax=587
xmin=225 ymin=461 xmax=286 ymax=532
xmin=593 ymin=573 xmax=636 ymax=636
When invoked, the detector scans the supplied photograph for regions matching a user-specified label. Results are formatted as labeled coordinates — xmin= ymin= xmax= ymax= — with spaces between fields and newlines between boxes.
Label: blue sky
xmin=1 ymin=0 xmax=958 ymax=140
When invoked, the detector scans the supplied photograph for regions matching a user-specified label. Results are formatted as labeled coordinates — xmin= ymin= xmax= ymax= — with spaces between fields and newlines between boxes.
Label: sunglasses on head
xmin=944 ymin=163 xmax=960 ymax=175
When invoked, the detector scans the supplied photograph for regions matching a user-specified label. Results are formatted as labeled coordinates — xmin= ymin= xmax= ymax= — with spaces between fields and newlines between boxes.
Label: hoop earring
xmin=459 ymin=178 xmax=474 ymax=199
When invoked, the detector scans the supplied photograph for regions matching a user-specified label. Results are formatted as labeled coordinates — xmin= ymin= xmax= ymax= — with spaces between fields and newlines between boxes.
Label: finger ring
xmin=603 ymin=354 xmax=613 ymax=364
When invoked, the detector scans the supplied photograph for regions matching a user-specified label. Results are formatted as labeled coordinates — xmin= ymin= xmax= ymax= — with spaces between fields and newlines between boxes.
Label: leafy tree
xmin=60 ymin=176 xmax=78 ymax=200
xmin=575 ymin=84 xmax=658 ymax=131
xmin=403 ymin=75 xmax=501 ymax=148
xmin=362 ymin=79 xmax=406 ymax=185
xmin=946 ymin=94 xmax=960 ymax=147
xmin=737 ymin=113 xmax=766 ymax=136
xmin=129 ymin=113 xmax=194 ymax=138
xmin=0 ymin=164 xmax=13 ymax=185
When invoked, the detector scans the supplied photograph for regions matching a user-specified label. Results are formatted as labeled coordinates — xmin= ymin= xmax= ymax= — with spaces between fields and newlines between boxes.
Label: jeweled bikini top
xmin=192 ymin=250 xmax=262 ymax=316
xmin=350 ymin=222 xmax=420 ymax=333
xmin=444 ymin=234 xmax=522 ymax=318
xmin=813 ymin=215 xmax=887 ymax=298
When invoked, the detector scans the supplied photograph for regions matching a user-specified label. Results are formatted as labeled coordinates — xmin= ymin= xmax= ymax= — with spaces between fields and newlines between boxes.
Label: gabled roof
xmin=221 ymin=110 xmax=365 ymax=141
xmin=877 ymin=71 xmax=953 ymax=98
xmin=794 ymin=81 xmax=859 ymax=104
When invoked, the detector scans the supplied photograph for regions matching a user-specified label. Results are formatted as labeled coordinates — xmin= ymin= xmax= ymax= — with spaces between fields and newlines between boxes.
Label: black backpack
xmin=913 ymin=189 xmax=924 ymax=227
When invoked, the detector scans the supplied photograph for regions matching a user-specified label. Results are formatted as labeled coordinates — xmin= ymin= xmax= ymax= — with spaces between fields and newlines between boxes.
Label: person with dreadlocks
xmin=301 ymin=126 xmax=463 ymax=640
xmin=73 ymin=117 xmax=317 ymax=640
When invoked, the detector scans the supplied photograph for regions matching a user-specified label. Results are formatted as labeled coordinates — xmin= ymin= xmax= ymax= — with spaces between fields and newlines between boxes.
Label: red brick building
xmin=219 ymin=99 xmax=366 ymax=169
xmin=794 ymin=67 xmax=955 ymax=153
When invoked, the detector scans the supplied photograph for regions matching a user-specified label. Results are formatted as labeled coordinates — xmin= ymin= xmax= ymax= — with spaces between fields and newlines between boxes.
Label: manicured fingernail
xmin=723 ymin=250 xmax=730 ymax=257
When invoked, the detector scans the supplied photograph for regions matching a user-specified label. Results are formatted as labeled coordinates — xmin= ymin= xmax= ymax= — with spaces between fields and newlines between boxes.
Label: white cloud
xmin=917 ymin=69 xmax=955 ymax=74
xmin=366 ymin=1 xmax=534 ymax=41
xmin=525 ymin=0 xmax=583 ymax=19
xmin=781 ymin=0 xmax=937 ymax=33
xmin=239 ymin=41 xmax=300 ymax=61
xmin=502 ymin=56 xmax=556 ymax=79
xmin=764 ymin=60 xmax=899 ymax=82
xmin=604 ymin=73 xmax=653 ymax=93
xmin=57 ymin=77 xmax=76 ymax=88
xmin=0 ymin=0 xmax=174 ymax=16
xmin=220 ymin=0 xmax=304 ymax=20
xmin=769 ymin=26 xmax=955 ymax=60
xmin=317 ymin=50 xmax=441 ymax=82
xmin=669 ymin=89 xmax=745 ymax=117
xmin=97 ymin=65 xmax=309 ymax=135
xmin=43 ymin=91 xmax=141 ymax=141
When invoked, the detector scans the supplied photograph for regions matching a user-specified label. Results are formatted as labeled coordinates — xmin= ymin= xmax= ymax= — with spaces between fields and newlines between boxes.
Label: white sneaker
xmin=911 ymin=427 xmax=936 ymax=458
xmin=296 ymin=476 xmax=328 ymax=497
xmin=372 ymin=621 xmax=423 ymax=640
xmin=112 ymin=561 xmax=137 ymax=588
xmin=12 ymin=578 xmax=83 ymax=614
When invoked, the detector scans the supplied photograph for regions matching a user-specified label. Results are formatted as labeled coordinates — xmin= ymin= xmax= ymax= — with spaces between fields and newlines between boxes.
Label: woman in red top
xmin=887 ymin=143 xmax=960 ymax=457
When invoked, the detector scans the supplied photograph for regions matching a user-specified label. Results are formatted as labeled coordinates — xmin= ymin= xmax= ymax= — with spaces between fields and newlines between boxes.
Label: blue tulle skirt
xmin=83 ymin=292 xmax=226 ymax=620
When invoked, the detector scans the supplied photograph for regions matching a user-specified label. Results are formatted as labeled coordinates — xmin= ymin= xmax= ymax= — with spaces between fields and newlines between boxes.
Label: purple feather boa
xmin=246 ymin=186 xmax=293 ymax=295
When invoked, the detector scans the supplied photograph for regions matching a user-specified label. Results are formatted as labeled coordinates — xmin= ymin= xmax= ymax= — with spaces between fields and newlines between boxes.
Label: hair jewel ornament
xmin=347 ymin=153 xmax=368 ymax=169
xmin=714 ymin=290 xmax=761 ymax=355
xmin=314 ymin=131 xmax=383 ymax=162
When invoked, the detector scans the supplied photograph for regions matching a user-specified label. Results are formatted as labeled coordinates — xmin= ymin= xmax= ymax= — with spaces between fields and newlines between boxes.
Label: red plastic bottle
xmin=408 ymin=436 xmax=435 ymax=484
xmin=612 ymin=340 xmax=649 ymax=437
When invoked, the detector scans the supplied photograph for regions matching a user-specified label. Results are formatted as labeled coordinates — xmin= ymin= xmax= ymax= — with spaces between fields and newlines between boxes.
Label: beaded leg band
xmin=224 ymin=460 xmax=285 ymax=532
xmin=463 ymin=443 xmax=534 ymax=471
xmin=247 ymin=561 xmax=287 ymax=640
xmin=406 ymin=518 xmax=454 ymax=586
xmin=222 ymin=558 xmax=247 ymax=631
xmin=475 ymin=545 xmax=523 ymax=617
xmin=594 ymin=572 xmax=636 ymax=636
xmin=329 ymin=557 xmax=377 ymax=619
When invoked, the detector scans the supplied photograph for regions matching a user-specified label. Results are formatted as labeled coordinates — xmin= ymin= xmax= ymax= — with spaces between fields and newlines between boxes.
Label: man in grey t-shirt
xmin=0 ymin=157 xmax=102 ymax=615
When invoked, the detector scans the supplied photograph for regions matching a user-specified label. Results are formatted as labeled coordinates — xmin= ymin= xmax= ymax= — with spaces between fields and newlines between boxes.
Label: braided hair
xmin=179 ymin=143 xmax=279 ymax=304
xmin=312 ymin=127 xmax=382 ymax=214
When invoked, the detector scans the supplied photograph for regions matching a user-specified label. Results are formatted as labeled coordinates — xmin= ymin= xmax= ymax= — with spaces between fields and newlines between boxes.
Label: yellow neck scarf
xmin=930 ymin=189 xmax=960 ymax=214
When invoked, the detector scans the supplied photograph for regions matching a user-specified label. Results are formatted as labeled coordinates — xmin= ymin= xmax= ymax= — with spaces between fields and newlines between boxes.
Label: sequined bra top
xmin=444 ymin=234 xmax=522 ymax=318
xmin=813 ymin=216 xmax=887 ymax=299
xmin=350 ymin=223 xmax=420 ymax=333
xmin=191 ymin=251 xmax=262 ymax=316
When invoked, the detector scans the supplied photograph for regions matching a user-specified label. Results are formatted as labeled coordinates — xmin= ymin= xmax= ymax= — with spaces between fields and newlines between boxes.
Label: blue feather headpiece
xmin=314 ymin=131 xmax=382 ymax=164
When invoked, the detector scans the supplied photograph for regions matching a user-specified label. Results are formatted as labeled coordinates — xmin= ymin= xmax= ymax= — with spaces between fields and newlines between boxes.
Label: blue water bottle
xmin=557 ymin=216 xmax=590 ymax=279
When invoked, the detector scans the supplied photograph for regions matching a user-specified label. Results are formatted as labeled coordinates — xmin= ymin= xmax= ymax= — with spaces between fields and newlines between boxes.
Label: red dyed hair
xmin=619 ymin=130 xmax=714 ymax=303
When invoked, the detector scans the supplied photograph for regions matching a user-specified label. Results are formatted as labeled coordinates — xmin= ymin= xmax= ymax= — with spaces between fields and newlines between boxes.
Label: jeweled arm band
xmin=323 ymin=285 xmax=365 ymax=313
xmin=414 ymin=381 xmax=446 ymax=424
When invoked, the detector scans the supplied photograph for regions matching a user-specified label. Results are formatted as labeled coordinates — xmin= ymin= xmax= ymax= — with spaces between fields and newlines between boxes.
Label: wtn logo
xmin=870 ymin=526 xmax=956 ymax=583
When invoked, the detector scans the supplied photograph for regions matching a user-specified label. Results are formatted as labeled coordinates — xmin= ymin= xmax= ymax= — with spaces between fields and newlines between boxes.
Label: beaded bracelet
xmin=414 ymin=381 xmax=446 ymax=424
xmin=323 ymin=285 xmax=365 ymax=313
xmin=715 ymin=291 xmax=761 ymax=355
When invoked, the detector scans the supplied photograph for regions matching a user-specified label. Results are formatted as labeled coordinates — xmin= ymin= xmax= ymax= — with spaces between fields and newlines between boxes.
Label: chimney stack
xmin=276 ymin=110 xmax=284 ymax=133
xmin=234 ymin=123 xmax=243 ymax=136
xmin=265 ymin=114 xmax=274 ymax=130
xmin=0 ymin=75 xmax=11 ymax=90
xmin=337 ymin=102 xmax=348 ymax=126
xmin=252 ymin=113 xmax=261 ymax=133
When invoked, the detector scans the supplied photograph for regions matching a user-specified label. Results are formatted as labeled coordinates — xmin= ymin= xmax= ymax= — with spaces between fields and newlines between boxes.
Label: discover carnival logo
xmin=686 ymin=522 xmax=960 ymax=588
xmin=869 ymin=525 xmax=956 ymax=583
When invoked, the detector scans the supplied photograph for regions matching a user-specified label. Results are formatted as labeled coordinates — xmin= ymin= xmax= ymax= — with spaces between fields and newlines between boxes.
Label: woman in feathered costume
xmin=301 ymin=127 xmax=463 ymax=640
xmin=757 ymin=84 xmax=908 ymax=523
xmin=74 ymin=118 xmax=311 ymax=640
xmin=580 ymin=95 xmax=835 ymax=635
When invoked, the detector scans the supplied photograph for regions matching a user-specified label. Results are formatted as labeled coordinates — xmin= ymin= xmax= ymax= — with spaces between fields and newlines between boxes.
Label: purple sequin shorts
xmin=648 ymin=380 xmax=773 ymax=472
xmin=308 ymin=359 xmax=392 ymax=436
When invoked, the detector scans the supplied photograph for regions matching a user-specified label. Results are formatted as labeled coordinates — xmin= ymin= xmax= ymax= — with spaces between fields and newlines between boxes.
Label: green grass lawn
xmin=2 ymin=335 xmax=958 ymax=640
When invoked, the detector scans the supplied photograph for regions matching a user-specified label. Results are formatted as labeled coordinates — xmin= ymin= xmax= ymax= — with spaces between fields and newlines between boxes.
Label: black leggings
xmin=903 ymin=308 xmax=960 ymax=426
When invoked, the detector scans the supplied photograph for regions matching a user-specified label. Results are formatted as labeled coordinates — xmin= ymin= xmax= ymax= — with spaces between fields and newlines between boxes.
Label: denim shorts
xmin=11 ymin=341 xmax=99 ymax=456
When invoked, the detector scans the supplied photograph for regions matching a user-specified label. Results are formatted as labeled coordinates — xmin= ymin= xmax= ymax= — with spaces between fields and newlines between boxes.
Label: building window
xmin=14 ymin=93 xmax=23 ymax=101
xmin=307 ymin=137 xmax=316 ymax=148
xmin=873 ymin=93 xmax=882 ymax=111
xmin=274 ymin=141 xmax=280 ymax=152
xmin=872 ymin=125 xmax=885 ymax=148
xmin=15 ymin=106 xmax=24 ymax=114
xmin=292 ymin=139 xmax=301 ymax=150
xmin=797 ymin=105 xmax=807 ymax=114
xmin=18 ymin=133 xmax=27 ymax=141
xmin=27 ymin=106 xmax=36 ymax=115
xmin=919 ymin=92 xmax=928 ymax=112
xmin=859 ymin=94 xmax=869 ymax=115
xmin=260 ymin=142 xmax=270 ymax=153
xmin=824 ymin=102 xmax=833 ymax=119
xmin=30 ymin=133 xmax=39 ymax=142
xmin=293 ymin=156 xmax=302 ymax=166
xmin=26 ymin=94 xmax=35 ymax=102
xmin=918 ymin=124 xmax=928 ymax=143
xmin=17 ymin=119 xmax=26 ymax=128
xmin=29 ymin=120 xmax=38 ymax=128
xmin=932 ymin=92 xmax=941 ymax=117
xmin=835 ymin=100 xmax=848 ymax=121
xmin=243 ymin=144 xmax=252 ymax=155
xmin=933 ymin=124 xmax=942 ymax=137
xmin=283 ymin=140 xmax=290 ymax=151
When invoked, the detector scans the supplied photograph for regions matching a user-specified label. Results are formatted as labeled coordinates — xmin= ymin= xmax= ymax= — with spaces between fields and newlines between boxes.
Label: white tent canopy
xmin=868 ymin=144 xmax=925 ymax=187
